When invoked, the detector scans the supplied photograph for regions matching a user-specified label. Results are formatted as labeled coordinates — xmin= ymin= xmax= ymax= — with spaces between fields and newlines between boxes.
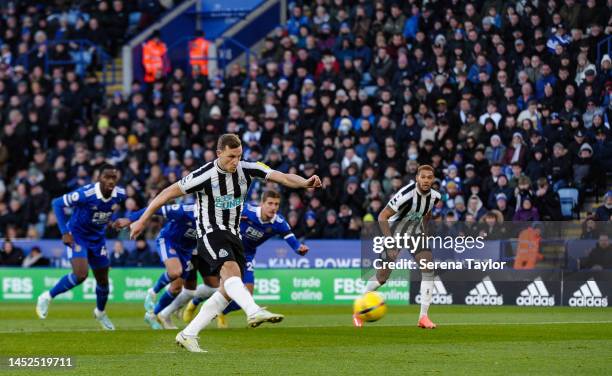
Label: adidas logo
xmin=415 ymin=276 xmax=453 ymax=304
xmin=465 ymin=276 xmax=503 ymax=305
xmin=516 ymin=277 xmax=555 ymax=306
xmin=218 ymin=249 xmax=229 ymax=258
xmin=569 ymin=279 xmax=608 ymax=307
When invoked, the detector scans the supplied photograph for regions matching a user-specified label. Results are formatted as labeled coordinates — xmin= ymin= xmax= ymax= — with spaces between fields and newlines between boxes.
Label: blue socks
xmin=96 ymin=284 xmax=109 ymax=311
xmin=154 ymin=290 xmax=178 ymax=314
xmin=192 ymin=297 xmax=204 ymax=306
xmin=50 ymin=273 xmax=82 ymax=298
xmin=222 ymin=301 xmax=241 ymax=315
xmin=49 ymin=272 xmax=110 ymax=312
xmin=153 ymin=272 xmax=172 ymax=294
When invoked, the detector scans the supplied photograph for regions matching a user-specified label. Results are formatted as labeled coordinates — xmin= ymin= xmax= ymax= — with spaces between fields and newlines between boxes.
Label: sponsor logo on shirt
xmin=214 ymin=195 xmax=243 ymax=210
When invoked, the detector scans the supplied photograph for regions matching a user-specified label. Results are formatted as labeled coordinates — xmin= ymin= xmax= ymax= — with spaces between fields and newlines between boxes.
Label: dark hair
xmin=98 ymin=163 xmax=117 ymax=175
xmin=417 ymin=165 xmax=434 ymax=176
xmin=217 ymin=134 xmax=242 ymax=150
xmin=262 ymin=190 xmax=281 ymax=202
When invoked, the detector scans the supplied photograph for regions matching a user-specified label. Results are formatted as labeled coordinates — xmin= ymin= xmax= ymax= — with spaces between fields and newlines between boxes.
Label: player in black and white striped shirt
xmin=130 ymin=134 xmax=321 ymax=352
xmin=357 ymin=165 xmax=441 ymax=329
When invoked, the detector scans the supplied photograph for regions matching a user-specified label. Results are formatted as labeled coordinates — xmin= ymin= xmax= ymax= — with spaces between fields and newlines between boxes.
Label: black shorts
xmin=187 ymin=254 xmax=220 ymax=283
xmin=196 ymin=230 xmax=246 ymax=276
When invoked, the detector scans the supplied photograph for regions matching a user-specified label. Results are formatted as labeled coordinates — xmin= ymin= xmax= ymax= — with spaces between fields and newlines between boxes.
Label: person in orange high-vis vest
xmin=142 ymin=31 xmax=170 ymax=83
xmin=513 ymin=226 xmax=544 ymax=269
xmin=189 ymin=30 xmax=216 ymax=77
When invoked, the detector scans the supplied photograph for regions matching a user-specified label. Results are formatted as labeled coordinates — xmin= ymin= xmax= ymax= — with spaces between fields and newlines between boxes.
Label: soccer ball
xmin=353 ymin=291 xmax=387 ymax=322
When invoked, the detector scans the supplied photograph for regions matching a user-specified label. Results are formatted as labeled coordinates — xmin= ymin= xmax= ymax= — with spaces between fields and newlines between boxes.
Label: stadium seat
xmin=565 ymin=239 xmax=598 ymax=271
xmin=558 ymin=188 xmax=579 ymax=219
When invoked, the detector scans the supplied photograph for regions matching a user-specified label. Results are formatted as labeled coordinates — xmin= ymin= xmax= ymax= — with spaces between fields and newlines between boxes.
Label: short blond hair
xmin=217 ymin=134 xmax=241 ymax=151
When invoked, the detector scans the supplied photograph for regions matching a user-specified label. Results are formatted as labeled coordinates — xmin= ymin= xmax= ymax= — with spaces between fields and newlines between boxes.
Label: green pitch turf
xmin=1 ymin=303 xmax=611 ymax=375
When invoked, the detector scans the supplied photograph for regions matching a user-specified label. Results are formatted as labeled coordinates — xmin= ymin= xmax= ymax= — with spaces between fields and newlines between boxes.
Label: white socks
xmin=363 ymin=278 xmax=382 ymax=293
xmin=159 ymin=288 xmax=195 ymax=318
xmin=182 ymin=291 xmax=229 ymax=336
xmin=195 ymin=283 xmax=217 ymax=300
xmin=223 ymin=276 xmax=260 ymax=317
xmin=419 ymin=272 xmax=434 ymax=318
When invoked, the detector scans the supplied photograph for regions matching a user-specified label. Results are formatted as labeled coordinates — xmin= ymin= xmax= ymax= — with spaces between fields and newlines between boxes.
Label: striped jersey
xmin=177 ymin=159 xmax=272 ymax=237
xmin=386 ymin=182 xmax=441 ymax=234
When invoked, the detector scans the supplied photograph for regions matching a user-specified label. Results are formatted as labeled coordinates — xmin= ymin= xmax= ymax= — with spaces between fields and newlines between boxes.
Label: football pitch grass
xmin=1 ymin=303 xmax=611 ymax=375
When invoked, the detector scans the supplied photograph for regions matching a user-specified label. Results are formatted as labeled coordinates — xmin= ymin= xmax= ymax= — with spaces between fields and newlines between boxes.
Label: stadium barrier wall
xmin=0 ymin=268 xmax=409 ymax=305
xmin=0 ymin=267 xmax=609 ymax=307
xmin=408 ymin=270 xmax=610 ymax=307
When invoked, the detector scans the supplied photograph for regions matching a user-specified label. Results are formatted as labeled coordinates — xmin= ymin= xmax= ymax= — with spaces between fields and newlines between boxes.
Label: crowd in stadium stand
xmin=0 ymin=0 xmax=612 ymax=254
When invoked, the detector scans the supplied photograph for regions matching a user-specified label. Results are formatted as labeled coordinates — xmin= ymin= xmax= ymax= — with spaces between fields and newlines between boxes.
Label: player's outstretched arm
xmin=129 ymin=183 xmax=183 ymax=239
xmin=267 ymin=170 xmax=322 ymax=189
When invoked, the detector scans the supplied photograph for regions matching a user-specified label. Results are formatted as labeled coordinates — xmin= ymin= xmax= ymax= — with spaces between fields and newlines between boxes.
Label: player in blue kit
xmin=36 ymin=164 xmax=125 ymax=330
xmin=115 ymin=203 xmax=218 ymax=329
xmin=183 ymin=190 xmax=308 ymax=327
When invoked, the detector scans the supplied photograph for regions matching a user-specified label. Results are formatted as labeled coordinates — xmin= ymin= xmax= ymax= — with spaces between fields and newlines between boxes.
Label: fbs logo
xmin=415 ymin=276 xmax=452 ymax=304
xmin=516 ymin=277 xmax=555 ymax=306
xmin=218 ymin=249 xmax=229 ymax=258
xmin=465 ymin=276 xmax=503 ymax=305
xmin=569 ymin=279 xmax=608 ymax=307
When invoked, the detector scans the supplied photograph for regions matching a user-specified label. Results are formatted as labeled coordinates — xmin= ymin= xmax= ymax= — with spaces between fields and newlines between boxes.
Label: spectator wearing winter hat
xmin=573 ymin=143 xmax=594 ymax=190
xmin=599 ymin=54 xmax=612 ymax=82
xmin=442 ymin=164 xmax=462 ymax=193
xmin=462 ymin=164 xmax=482 ymax=191
xmin=525 ymin=147 xmax=547 ymax=184
xmin=494 ymin=193 xmax=515 ymax=221
xmin=513 ymin=197 xmax=540 ymax=221
xmin=340 ymin=176 xmax=366 ymax=217
xmin=297 ymin=210 xmax=318 ymax=240
xmin=485 ymin=135 xmax=506 ymax=165
xmin=502 ymin=132 xmax=527 ymax=167
xmin=595 ymin=191 xmax=612 ymax=221
xmin=321 ymin=209 xmax=343 ymax=239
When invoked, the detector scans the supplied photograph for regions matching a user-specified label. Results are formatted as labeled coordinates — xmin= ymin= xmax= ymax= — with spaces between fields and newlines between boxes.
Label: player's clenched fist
xmin=304 ymin=175 xmax=322 ymax=189
xmin=297 ymin=244 xmax=309 ymax=256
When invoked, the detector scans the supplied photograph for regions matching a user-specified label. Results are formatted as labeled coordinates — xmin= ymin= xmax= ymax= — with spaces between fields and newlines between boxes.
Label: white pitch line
xmin=1 ymin=320 xmax=612 ymax=334
xmin=260 ymin=320 xmax=612 ymax=329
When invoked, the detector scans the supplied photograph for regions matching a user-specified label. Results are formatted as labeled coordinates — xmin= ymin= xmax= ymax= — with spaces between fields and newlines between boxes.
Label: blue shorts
xmin=67 ymin=236 xmax=109 ymax=270
xmin=157 ymin=237 xmax=193 ymax=279
xmin=243 ymin=253 xmax=255 ymax=284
